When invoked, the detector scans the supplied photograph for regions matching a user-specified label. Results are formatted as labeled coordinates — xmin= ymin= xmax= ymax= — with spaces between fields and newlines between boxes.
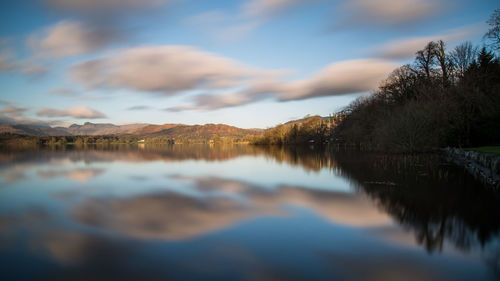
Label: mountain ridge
xmin=0 ymin=122 xmax=261 ymax=138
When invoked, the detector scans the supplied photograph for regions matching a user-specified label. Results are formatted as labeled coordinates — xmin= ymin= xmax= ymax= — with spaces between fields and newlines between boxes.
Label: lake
xmin=0 ymin=144 xmax=499 ymax=281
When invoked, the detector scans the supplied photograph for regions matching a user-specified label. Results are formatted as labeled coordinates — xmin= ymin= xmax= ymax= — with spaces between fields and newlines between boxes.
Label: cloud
xmin=185 ymin=11 xmax=260 ymax=43
xmin=0 ymin=115 xmax=61 ymax=127
xmin=0 ymin=39 xmax=50 ymax=76
xmin=185 ymin=0 xmax=309 ymax=42
xmin=28 ymin=20 xmax=120 ymax=58
xmin=48 ymin=87 xmax=80 ymax=97
xmin=41 ymin=0 xmax=173 ymax=56
xmin=70 ymin=45 xmax=281 ymax=94
xmin=127 ymin=105 xmax=152 ymax=111
xmin=334 ymin=0 xmax=447 ymax=29
xmin=188 ymin=0 xmax=447 ymax=41
xmin=0 ymin=105 xmax=50 ymax=126
xmin=22 ymin=63 xmax=50 ymax=76
xmin=0 ymin=105 xmax=62 ymax=127
xmin=0 ymin=40 xmax=17 ymax=72
xmin=0 ymin=56 xmax=49 ymax=76
xmin=37 ymin=105 xmax=107 ymax=119
xmin=46 ymin=0 xmax=168 ymax=14
xmin=279 ymin=58 xmax=397 ymax=101
xmin=0 ymin=106 xmax=28 ymax=117
xmin=71 ymin=44 xmax=396 ymax=111
xmin=166 ymin=92 xmax=266 ymax=112
xmin=168 ymin=58 xmax=396 ymax=111
xmin=372 ymin=24 xmax=483 ymax=59
xmin=242 ymin=0 xmax=309 ymax=19
xmin=0 ymin=53 xmax=15 ymax=72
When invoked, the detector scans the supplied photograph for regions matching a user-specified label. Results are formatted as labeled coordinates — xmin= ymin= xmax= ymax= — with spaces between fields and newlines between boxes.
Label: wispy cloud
xmin=278 ymin=58 xmax=397 ymax=101
xmin=167 ymin=92 xmax=266 ymax=112
xmin=46 ymin=0 xmax=169 ymax=14
xmin=40 ymin=0 xmax=174 ymax=55
xmin=187 ymin=0 xmax=449 ymax=41
xmin=0 ymin=38 xmax=49 ymax=76
xmin=22 ymin=64 xmax=50 ymax=76
xmin=333 ymin=0 xmax=448 ymax=29
xmin=371 ymin=24 xmax=484 ymax=59
xmin=185 ymin=12 xmax=261 ymax=42
xmin=0 ymin=106 xmax=28 ymax=116
xmin=74 ymin=44 xmax=397 ymax=112
xmin=37 ymin=105 xmax=107 ymax=119
xmin=127 ymin=105 xmax=152 ymax=111
xmin=0 ymin=105 xmax=62 ymax=126
xmin=71 ymin=45 xmax=286 ymax=94
xmin=0 ymin=58 xmax=49 ymax=76
xmin=242 ymin=0 xmax=310 ymax=19
xmin=48 ymin=87 xmax=80 ymax=97
xmin=185 ymin=0 xmax=310 ymax=42
xmin=28 ymin=20 xmax=120 ymax=58
xmin=0 ymin=39 xmax=17 ymax=72
xmin=0 ymin=53 xmax=16 ymax=72
xmin=167 ymin=58 xmax=397 ymax=111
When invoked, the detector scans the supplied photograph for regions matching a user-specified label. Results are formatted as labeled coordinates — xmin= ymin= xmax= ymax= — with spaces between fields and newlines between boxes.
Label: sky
xmin=0 ymin=0 xmax=498 ymax=128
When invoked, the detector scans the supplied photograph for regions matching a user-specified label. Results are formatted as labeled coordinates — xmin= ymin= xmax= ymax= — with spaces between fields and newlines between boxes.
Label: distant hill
xmin=283 ymin=116 xmax=330 ymax=126
xmin=67 ymin=122 xmax=148 ymax=136
xmin=0 ymin=122 xmax=261 ymax=143
xmin=131 ymin=124 xmax=184 ymax=135
xmin=0 ymin=124 xmax=70 ymax=136
xmin=0 ymin=118 xmax=332 ymax=141
xmin=148 ymin=124 xmax=256 ymax=138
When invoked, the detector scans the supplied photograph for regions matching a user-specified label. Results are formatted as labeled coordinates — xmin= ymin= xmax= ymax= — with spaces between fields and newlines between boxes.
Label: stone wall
xmin=443 ymin=148 xmax=500 ymax=190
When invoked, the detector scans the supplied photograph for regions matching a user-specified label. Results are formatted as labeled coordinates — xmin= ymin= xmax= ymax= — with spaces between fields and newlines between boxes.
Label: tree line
xmin=0 ymin=133 xmax=257 ymax=147
xmin=0 ymin=134 xmax=140 ymax=147
xmin=251 ymin=115 xmax=337 ymax=145
xmin=332 ymin=10 xmax=500 ymax=152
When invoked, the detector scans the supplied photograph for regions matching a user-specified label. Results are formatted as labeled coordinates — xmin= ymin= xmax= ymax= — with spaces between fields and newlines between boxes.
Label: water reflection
xmin=329 ymin=151 xmax=500 ymax=253
xmin=38 ymin=168 xmax=105 ymax=182
xmin=71 ymin=181 xmax=392 ymax=240
xmin=0 ymin=145 xmax=499 ymax=281
xmin=73 ymin=191 xmax=268 ymax=240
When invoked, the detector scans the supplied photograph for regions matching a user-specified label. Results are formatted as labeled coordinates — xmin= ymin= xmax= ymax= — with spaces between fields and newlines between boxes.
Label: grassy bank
xmin=465 ymin=146 xmax=500 ymax=155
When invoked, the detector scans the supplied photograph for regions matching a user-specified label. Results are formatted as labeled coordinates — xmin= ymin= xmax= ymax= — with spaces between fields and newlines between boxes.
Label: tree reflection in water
xmin=258 ymin=146 xmax=500 ymax=278
xmin=257 ymin=146 xmax=500 ymax=254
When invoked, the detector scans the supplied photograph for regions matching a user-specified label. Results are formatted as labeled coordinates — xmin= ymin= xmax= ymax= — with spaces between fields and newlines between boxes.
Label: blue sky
xmin=0 ymin=0 xmax=498 ymax=128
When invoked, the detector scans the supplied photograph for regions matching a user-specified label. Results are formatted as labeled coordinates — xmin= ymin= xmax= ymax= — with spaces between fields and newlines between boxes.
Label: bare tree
xmin=435 ymin=40 xmax=451 ymax=86
xmin=415 ymin=41 xmax=438 ymax=78
xmin=380 ymin=64 xmax=417 ymax=103
xmin=485 ymin=9 xmax=500 ymax=51
xmin=450 ymin=41 xmax=477 ymax=78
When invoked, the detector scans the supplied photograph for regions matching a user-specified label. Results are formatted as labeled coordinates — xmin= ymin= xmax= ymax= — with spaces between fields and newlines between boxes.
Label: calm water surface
xmin=0 ymin=145 xmax=499 ymax=281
